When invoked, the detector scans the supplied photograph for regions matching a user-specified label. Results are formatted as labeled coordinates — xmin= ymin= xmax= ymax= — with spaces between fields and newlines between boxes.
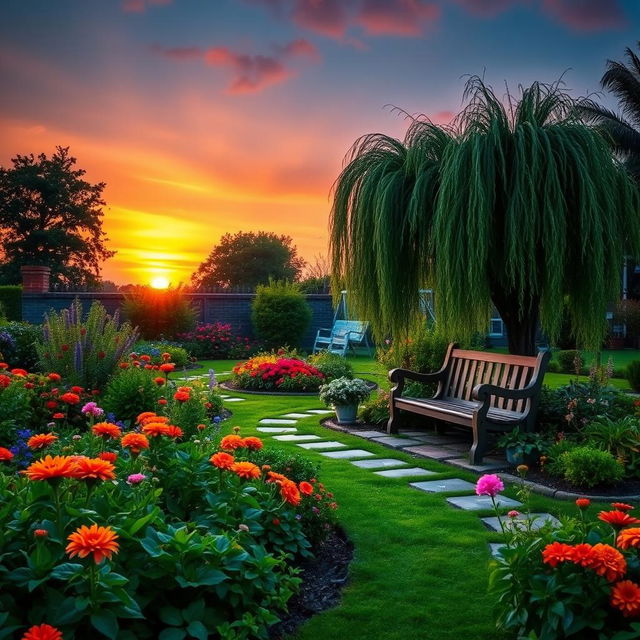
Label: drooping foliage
xmin=330 ymin=77 xmax=640 ymax=354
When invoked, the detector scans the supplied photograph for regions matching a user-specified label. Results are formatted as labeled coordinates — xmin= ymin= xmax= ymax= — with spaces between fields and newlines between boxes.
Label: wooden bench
xmin=387 ymin=344 xmax=550 ymax=464
xmin=312 ymin=320 xmax=372 ymax=357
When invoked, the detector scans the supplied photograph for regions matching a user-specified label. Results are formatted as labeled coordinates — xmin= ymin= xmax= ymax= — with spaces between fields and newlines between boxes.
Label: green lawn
xmin=210 ymin=386 xmax=611 ymax=640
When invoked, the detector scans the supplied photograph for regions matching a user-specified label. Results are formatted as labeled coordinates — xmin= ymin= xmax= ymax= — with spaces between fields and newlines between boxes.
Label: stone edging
xmin=219 ymin=380 xmax=378 ymax=397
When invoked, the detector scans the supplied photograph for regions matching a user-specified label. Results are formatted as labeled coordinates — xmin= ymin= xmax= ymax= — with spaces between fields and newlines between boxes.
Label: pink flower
xmin=81 ymin=402 xmax=104 ymax=417
xmin=507 ymin=510 xmax=520 ymax=518
xmin=476 ymin=474 xmax=504 ymax=498
xmin=127 ymin=473 xmax=147 ymax=485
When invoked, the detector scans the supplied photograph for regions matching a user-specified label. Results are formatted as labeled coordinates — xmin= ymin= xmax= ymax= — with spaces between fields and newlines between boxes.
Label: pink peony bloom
xmin=81 ymin=402 xmax=104 ymax=417
xmin=127 ymin=473 xmax=147 ymax=485
xmin=507 ymin=510 xmax=520 ymax=518
xmin=476 ymin=474 xmax=504 ymax=498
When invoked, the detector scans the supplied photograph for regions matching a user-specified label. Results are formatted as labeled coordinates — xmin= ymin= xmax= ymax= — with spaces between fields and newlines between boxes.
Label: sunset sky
xmin=1 ymin=0 xmax=639 ymax=285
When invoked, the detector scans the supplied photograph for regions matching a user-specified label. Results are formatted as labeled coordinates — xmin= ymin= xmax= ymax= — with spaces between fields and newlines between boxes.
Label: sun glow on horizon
xmin=150 ymin=276 xmax=170 ymax=289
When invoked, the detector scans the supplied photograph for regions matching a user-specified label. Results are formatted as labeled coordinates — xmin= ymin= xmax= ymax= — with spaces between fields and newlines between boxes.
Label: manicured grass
xmin=213 ymin=389 xmax=612 ymax=640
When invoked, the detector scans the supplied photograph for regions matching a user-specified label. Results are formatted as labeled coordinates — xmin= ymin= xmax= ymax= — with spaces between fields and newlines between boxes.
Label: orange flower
xmin=570 ymin=543 xmax=594 ymax=567
xmin=210 ymin=452 xmax=235 ymax=469
xmin=52 ymin=413 xmax=65 ymax=419
xmin=231 ymin=461 xmax=261 ymax=479
xmin=617 ymin=528 xmax=640 ymax=550
xmin=154 ymin=377 xmax=165 ymax=386
xmin=119 ymin=362 xmax=130 ymax=369
xmin=11 ymin=368 xmax=27 ymax=376
xmin=92 ymin=422 xmax=122 ymax=439
xmin=21 ymin=624 xmax=63 ymax=640
xmin=612 ymin=503 xmax=634 ymax=512
xmin=27 ymin=433 xmax=58 ymax=450
xmin=575 ymin=498 xmax=590 ymax=509
xmin=177 ymin=386 xmax=192 ymax=393
xmin=121 ymin=433 xmax=150 ymax=453
xmin=161 ymin=352 xmax=171 ymax=361
xmin=23 ymin=455 xmax=78 ymax=481
xmin=142 ymin=415 xmax=169 ymax=424
xmin=241 ymin=436 xmax=264 ymax=451
xmin=173 ymin=390 xmax=190 ymax=402
xmin=99 ymin=451 xmax=118 ymax=463
xmin=611 ymin=580 xmax=640 ymax=618
xmin=159 ymin=363 xmax=175 ymax=373
xmin=165 ymin=425 xmax=184 ymax=439
xmin=266 ymin=471 xmax=289 ymax=484
xmin=0 ymin=447 xmax=14 ymax=461
xmin=66 ymin=523 xmax=119 ymax=564
xmin=197 ymin=423 xmax=207 ymax=431
xmin=136 ymin=411 xmax=157 ymax=424
xmin=587 ymin=543 xmax=627 ymax=582
xmin=59 ymin=392 xmax=80 ymax=404
xmin=280 ymin=479 xmax=301 ymax=506
xmin=542 ymin=542 xmax=574 ymax=568
xmin=598 ymin=510 xmax=640 ymax=528
xmin=299 ymin=481 xmax=313 ymax=496
xmin=141 ymin=422 xmax=170 ymax=437
xmin=220 ymin=434 xmax=244 ymax=450
xmin=73 ymin=457 xmax=116 ymax=481
xmin=47 ymin=373 xmax=61 ymax=382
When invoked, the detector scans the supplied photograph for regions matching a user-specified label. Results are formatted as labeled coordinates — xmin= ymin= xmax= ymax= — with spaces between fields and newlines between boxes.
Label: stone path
xmin=248 ymin=406 xmax=559 ymax=557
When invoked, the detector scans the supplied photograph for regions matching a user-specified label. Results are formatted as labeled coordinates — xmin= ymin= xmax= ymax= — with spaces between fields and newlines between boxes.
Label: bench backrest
xmin=332 ymin=320 xmax=368 ymax=340
xmin=440 ymin=348 xmax=545 ymax=413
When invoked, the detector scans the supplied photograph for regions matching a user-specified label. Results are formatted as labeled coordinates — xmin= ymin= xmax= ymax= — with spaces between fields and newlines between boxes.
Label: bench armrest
xmin=389 ymin=368 xmax=444 ymax=385
xmin=472 ymin=381 xmax=539 ymax=403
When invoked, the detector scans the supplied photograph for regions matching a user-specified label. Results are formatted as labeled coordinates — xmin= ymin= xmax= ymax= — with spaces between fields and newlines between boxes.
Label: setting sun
xmin=150 ymin=276 xmax=170 ymax=289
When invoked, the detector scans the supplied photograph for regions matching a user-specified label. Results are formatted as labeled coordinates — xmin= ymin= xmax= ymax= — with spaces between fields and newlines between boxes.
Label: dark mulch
xmin=270 ymin=527 xmax=353 ymax=639
xmin=517 ymin=468 xmax=640 ymax=497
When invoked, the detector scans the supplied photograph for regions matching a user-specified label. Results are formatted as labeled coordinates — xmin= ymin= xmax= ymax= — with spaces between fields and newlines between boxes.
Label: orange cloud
xmin=356 ymin=0 xmax=440 ymax=36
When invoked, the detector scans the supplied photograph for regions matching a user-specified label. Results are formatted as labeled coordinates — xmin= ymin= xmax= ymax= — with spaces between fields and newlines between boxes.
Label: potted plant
xmin=319 ymin=376 xmax=371 ymax=425
xmin=497 ymin=428 xmax=548 ymax=466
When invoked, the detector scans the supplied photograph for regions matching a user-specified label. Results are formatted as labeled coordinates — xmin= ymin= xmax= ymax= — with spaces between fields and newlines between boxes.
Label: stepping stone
xmin=403 ymin=445 xmax=459 ymax=460
xmin=306 ymin=409 xmax=334 ymax=415
xmin=448 ymin=458 xmax=506 ymax=472
xmin=297 ymin=441 xmax=347 ymax=450
xmin=282 ymin=413 xmax=311 ymax=419
xmin=489 ymin=543 xmax=506 ymax=558
xmin=257 ymin=427 xmax=298 ymax=433
xmin=351 ymin=458 xmax=409 ymax=469
xmin=273 ymin=434 xmax=322 ymax=441
xmin=398 ymin=430 xmax=428 ymax=436
xmin=410 ymin=478 xmax=476 ymax=493
xmin=481 ymin=512 xmax=560 ymax=532
xmin=412 ymin=434 xmax=467 ymax=445
xmin=320 ymin=449 xmax=375 ymax=459
xmin=224 ymin=398 xmax=246 ymax=402
xmin=447 ymin=495 xmax=523 ymax=511
xmin=370 ymin=436 xmax=425 ymax=448
xmin=219 ymin=395 xmax=231 ymax=398
xmin=350 ymin=430 xmax=386 ymax=438
xmin=259 ymin=418 xmax=297 ymax=425
xmin=375 ymin=467 xmax=437 ymax=479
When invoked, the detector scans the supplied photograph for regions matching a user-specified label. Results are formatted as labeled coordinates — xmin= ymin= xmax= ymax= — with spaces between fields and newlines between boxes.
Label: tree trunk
xmin=491 ymin=289 xmax=540 ymax=356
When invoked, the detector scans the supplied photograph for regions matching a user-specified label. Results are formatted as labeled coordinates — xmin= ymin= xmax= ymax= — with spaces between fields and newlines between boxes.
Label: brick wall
xmin=22 ymin=292 xmax=335 ymax=351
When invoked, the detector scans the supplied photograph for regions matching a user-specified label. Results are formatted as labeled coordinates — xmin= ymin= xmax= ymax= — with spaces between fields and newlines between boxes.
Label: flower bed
xmin=231 ymin=354 xmax=325 ymax=393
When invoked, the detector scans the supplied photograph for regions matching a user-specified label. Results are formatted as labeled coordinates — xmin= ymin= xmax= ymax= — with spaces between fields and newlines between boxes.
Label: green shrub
xmin=0 ymin=321 xmax=42 ymax=369
xmin=544 ymin=438 xmax=579 ymax=476
xmin=559 ymin=446 xmax=624 ymax=488
xmin=251 ymin=280 xmax=311 ymax=350
xmin=122 ymin=287 xmax=197 ymax=340
xmin=250 ymin=447 xmax=320 ymax=484
xmin=627 ymin=360 xmax=640 ymax=392
xmin=307 ymin=351 xmax=353 ymax=381
xmin=0 ymin=285 xmax=21 ymax=321
xmin=546 ymin=360 xmax=560 ymax=373
xmin=359 ymin=389 xmax=390 ymax=425
xmin=555 ymin=349 xmax=582 ymax=374
xmin=377 ymin=325 xmax=449 ymax=374
xmin=0 ymin=383 xmax=32 ymax=446
xmin=583 ymin=415 xmax=640 ymax=468
xmin=102 ymin=366 xmax=163 ymax=425
xmin=169 ymin=391 xmax=209 ymax=438
xmin=134 ymin=341 xmax=189 ymax=367
xmin=36 ymin=299 xmax=138 ymax=390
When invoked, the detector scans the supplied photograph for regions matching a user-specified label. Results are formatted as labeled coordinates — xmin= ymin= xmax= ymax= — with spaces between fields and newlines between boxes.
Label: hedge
xmin=0 ymin=286 xmax=21 ymax=321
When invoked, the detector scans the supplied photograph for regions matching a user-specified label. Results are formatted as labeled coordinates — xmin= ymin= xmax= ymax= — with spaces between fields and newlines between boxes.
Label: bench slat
xmin=452 ymin=349 xmax=541 ymax=367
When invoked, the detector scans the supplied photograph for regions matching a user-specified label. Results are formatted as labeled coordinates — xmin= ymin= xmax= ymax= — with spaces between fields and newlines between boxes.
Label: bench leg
xmin=469 ymin=421 xmax=488 ymax=465
xmin=387 ymin=405 xmax=402 ymax=434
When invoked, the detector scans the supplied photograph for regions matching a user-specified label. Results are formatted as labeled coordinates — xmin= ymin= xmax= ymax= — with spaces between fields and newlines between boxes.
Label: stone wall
xmin=21 ymin=291 xmax=335 ymax=351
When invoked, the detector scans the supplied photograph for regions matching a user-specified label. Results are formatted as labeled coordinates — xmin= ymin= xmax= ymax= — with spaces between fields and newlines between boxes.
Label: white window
xmin=489 ymin=317 xmax=504 ymax=336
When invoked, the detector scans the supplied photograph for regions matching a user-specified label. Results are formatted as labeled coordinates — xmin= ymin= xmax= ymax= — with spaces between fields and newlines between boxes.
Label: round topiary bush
xmin=559 ymin=446 xmax=624 ymax=488
xmin=627 ymin=360 xmax=640 ymax=392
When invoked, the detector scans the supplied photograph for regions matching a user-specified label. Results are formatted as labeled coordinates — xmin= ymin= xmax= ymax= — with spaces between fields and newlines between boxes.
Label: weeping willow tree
xmin=330 ymin=77 xmax=640 ymax=355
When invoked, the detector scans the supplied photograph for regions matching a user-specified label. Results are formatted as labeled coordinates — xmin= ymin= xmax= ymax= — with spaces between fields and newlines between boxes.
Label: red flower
xmin=299 ymin=481 xmax=313 ymax=496
xmin=173 ymin=390 xmax=190 ymax=402
xmin=612 ymin=503 xmax=634 ymax=512
xmin=542 ymin=542 xmax=574 ymax=568
xmin=0 ymin=362 xmax=7 ymax=369
xmin=154 ymin=377 xmax=165 ymax=386
xmin=159 ymin=363 xmax=175 ymax=373
xmin=11 ymin=368 xmax=27 ymax=376
xmin=139 ymin=354 xmax=151 ymax=362
xmin=575 ymin=498 xmax=590 ymax=509
xmin=165 ymin=425 xmax=184 ymax=439
xmin=280 ymin=479 xmax=301 ymax=506
xmin=34 ymin=529 xmax=49 ymax=538
xmin=0 ymin=374 xmax=10 ymax=388
xmin=98 ymin=451 xmax=118 ymax=463
xmin=598 ymin=510 xmax=640 ymax=529
xmin=45 ymin=400 xmax=58 ymax=410
xmin=60 ymin=392 xmax=80 ymax=405
xmin=21 ymin=624 xmax=63 ymax=640
xmin=70 ymin=386 xmax=83 ymax=394
xmin=587 ymin=543 xmax=627 ymax=582
xmin=0 ymin=447 xmax=13 ymax=461
xmin=52 ymin=412 xmax=65 ymax=419
xmin=158 ymin=398 xmax=167 ymax=406
xmin=119 ymin=362 xmax=130 ymax=369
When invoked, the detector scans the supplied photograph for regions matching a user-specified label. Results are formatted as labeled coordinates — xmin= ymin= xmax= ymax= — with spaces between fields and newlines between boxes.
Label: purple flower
xmin=475 ymin=474 xmax=504 ymax=498
xmin=81 ymin=402 xmax=104 ymax=417
xmin=127 ymin=473 xmax=147 ymax=485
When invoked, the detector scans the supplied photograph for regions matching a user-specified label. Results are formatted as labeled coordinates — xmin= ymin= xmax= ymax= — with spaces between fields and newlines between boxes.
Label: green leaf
xmin=91 ymin=612 xmax=119 ymax=639
xmin=50 ymin=562 xmax=84 ymax=581
xmin=186 ymin=621 xmax=208 ymax=640
xmin=159 ymin=606 xmax=184 ymax=626
xmin=184 ymin=598 xmax=205 ymax=623
xmin=159 ymin=629 xmax=187 ymax=640
xmin=128 ymin=511 xmax=157 ymax=536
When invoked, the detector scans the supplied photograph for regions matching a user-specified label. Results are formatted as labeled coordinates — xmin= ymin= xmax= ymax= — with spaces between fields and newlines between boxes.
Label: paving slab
xmin=482 ymin=512 xmax=561 ymax=532
xmin=297 ymin=441 xmax=347 ymax=450
xmin=410 ymin=478 xmax=476 ymax=493
xmin=306 ymin=409 xmax=334 ymax=415
xmin=411 ymin=435 xmax=468 ymax=445
xmin=489 ymin=543 xmax=506 ymax=558
xmin=219 ymin=395 xmax=231 ymax=398
xmin=403 ymin=445 xmax=460 ymax=460
xmin=259 ymin=418 xmax=298 ymax=425
xmin=224 ymin=398 xmax=246 ymax=402
xmin=370 ymin=436 xmax=425 ymax=448
xmin=256 ymin=427 xmax=298 ymax=433
xmin=398 ymin=430 xmax=429 ymax=437
xmin=347 ymin=430 xmax=385 ymax=438
xmin=374 ymin=467 xmax=437 ymax=479
xmin=320 ymin=449 xmax=375 ymax=459
xmin=272 ymin=434 xmax=322 ymax=442
xmin=281 ymin=413 xmax=312 ymax=419
xmin=351 ymin=458 xmax=409 ymax=469
xmin=447 ymin=494 xmax=523 ymax=511
xmin=447 ymin=458 xmax=506 ymax=473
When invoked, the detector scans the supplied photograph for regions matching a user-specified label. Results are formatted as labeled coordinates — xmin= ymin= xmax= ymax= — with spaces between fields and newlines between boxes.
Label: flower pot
xmin=334 ymin=403 xmax=358 ymax=425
